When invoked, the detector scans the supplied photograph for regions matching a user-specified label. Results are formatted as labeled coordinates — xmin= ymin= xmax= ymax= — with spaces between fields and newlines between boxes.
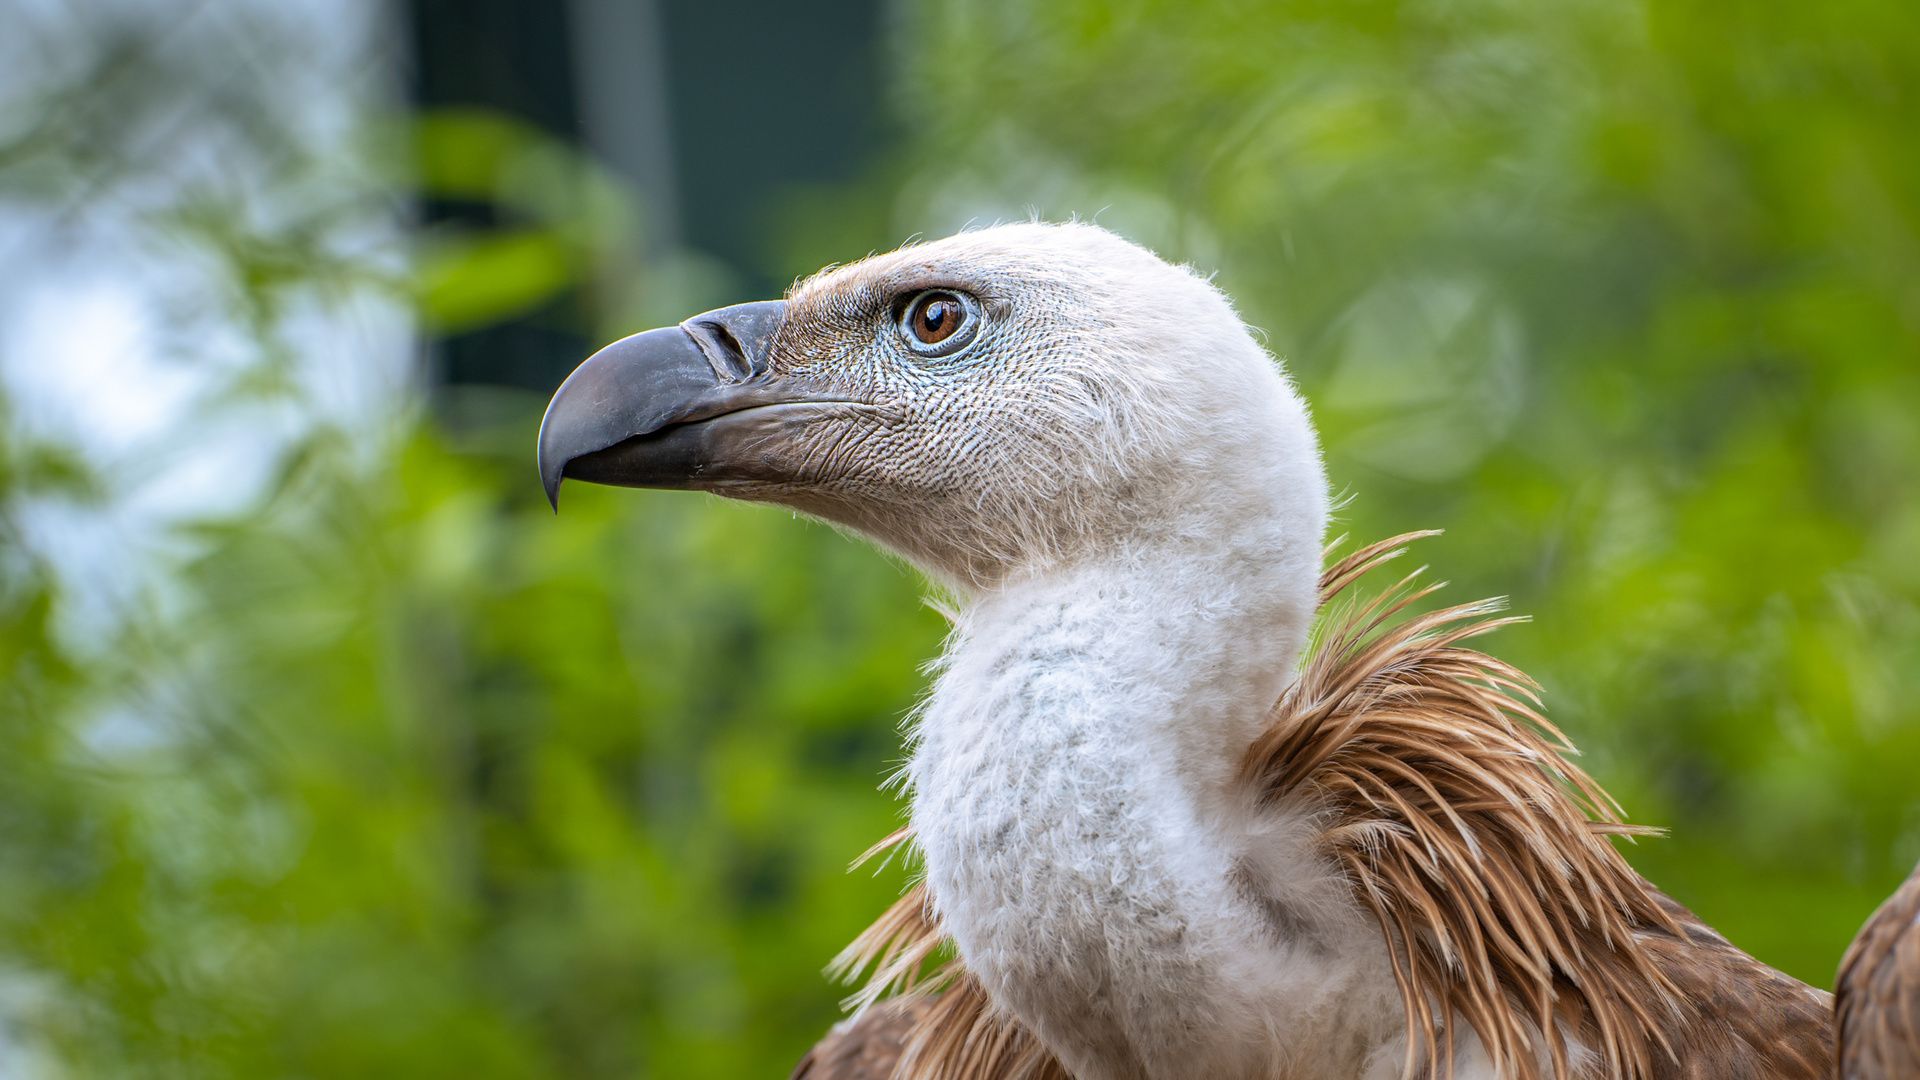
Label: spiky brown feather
xmin=1243 ymin=534 xmax=1684 ymax=1080
xmin=825 ymin=869 xmax=1065 ymax=1080
xmin=818 ymin=534 xmax=1832 ymax=1080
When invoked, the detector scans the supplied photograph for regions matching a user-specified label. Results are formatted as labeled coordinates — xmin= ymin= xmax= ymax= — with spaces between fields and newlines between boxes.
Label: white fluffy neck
xmin=906 ymin=493 xmax=1420 ymax=1080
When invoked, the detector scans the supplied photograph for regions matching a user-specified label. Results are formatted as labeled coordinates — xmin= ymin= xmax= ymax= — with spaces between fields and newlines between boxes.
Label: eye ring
xmin=897 ymin=290 xmax=983 ymax=358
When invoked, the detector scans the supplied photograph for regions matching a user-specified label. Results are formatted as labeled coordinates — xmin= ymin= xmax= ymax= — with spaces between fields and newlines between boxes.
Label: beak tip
xmin=538 ymin=435 xmax=564 ymax=513
xmin=537 ymin=395 xmax=569 ymax=512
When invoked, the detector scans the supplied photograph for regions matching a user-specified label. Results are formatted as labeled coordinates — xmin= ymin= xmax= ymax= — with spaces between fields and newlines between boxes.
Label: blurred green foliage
xmin=1 ymin=423 xmax=943 ymax=1078
xmin=415 ymin=110 xmax=633 ymax=333
xmin=1 ymin=0 xmax=1918 ymax=1078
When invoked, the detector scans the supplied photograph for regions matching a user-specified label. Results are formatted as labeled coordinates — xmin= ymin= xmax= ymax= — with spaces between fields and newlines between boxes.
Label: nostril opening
xmin=687 ymin=321 xmax=756 ymax=382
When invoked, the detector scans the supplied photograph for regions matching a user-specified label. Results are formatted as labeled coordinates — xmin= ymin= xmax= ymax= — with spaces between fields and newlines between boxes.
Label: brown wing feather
xmin=1636 ymin=890 xmax=1832 ymax=1080
xmin=1835 ymin=860 xmax=1920 ymax=1080
xmin=791 ymin=997 xmax=936 ymax=1080
xmin=801 ymin=533 xmax=1841 ymax=1080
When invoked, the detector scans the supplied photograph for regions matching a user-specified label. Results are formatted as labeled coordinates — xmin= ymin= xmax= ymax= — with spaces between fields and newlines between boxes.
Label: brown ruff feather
xmin=823 ymin=534 xmax=1827 ymax=1080
xmin=1242 ymin=534 xmax=1684 ymax=1080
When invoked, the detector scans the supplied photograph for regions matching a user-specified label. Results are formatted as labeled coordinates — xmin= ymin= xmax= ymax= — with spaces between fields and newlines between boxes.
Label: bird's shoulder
xmin=789 ymin=997 xmax=932 ymax=1080
xmin=1834 ymin=860 xmax=1920 ymax=1080
xmin=1634 ymin=887 xmax=1833 ymax=1080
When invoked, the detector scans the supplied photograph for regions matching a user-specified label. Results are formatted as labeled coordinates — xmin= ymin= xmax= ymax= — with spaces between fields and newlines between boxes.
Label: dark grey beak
xmin=537 ymin=300 xmax=846 ymax=509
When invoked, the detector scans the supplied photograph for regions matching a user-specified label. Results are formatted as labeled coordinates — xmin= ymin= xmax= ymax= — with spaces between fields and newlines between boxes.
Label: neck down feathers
xmin=817 ymin=535 xmax=1833 ymax=1080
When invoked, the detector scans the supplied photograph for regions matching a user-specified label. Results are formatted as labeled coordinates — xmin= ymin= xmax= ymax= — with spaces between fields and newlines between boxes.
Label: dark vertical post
xmin=570 ymin=0 xmax=680 ymax=256
xmin=408 ymin=0 xmax=590 ymax=392
xmin=656 ymin=0 xmax=885 ymax=298
xmin=408 ymin=0 xmax=884 ymax=392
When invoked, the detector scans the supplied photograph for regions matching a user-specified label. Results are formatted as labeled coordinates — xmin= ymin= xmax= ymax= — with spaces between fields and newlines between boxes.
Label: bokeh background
xmin=1 ymin=0 xmax=1917 ymax=1076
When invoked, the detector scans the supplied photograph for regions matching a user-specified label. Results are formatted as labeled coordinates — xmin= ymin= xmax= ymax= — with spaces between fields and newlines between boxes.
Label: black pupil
xmin=922 ymin=300 xmax=952 ymax=334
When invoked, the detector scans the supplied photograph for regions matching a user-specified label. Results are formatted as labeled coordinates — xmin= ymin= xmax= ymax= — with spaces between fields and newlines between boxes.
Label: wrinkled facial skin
xmin=540 ymin=223 xmax=1290 ymax=591
xmin=753 ymin=259 xmax=1115 ymax=577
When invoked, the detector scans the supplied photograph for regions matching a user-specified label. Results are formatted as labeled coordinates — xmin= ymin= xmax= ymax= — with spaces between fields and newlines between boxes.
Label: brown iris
xmin=908 ymin=292 xmax=965 ymax=345
xmin=897 ymin=288 xmax=982 ymax=358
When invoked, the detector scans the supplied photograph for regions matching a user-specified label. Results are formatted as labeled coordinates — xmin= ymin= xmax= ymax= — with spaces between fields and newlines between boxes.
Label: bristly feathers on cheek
xmin=783 ymin=230 xmax=1288 ymax=593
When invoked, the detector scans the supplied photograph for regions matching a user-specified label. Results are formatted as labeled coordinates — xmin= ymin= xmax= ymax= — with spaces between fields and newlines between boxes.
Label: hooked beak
xmin=536 ymin=300 xmax=850 ymax=509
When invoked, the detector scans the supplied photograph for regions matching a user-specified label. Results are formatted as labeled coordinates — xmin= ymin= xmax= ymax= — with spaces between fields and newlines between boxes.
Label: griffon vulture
xmin=536 ymin=223 xmax=1915 ymax=1080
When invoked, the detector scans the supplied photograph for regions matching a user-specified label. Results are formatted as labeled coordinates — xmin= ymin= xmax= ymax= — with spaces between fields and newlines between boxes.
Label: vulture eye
xmin=899 ymin=290 xmax=982 ymax=357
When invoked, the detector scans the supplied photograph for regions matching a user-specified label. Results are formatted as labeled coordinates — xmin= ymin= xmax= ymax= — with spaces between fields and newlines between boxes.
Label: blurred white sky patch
xmin=5 ymin=274 xmax=194 ymax=449
xmin=0 ymin=0 xmax=413 ymax=648
xmin=0 ymin=967 xmax=55 ymax=1080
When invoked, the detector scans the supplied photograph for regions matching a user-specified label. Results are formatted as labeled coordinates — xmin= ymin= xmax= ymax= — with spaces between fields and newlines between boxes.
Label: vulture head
xmin=540 ymin=223 xmax=1327 ymax=602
